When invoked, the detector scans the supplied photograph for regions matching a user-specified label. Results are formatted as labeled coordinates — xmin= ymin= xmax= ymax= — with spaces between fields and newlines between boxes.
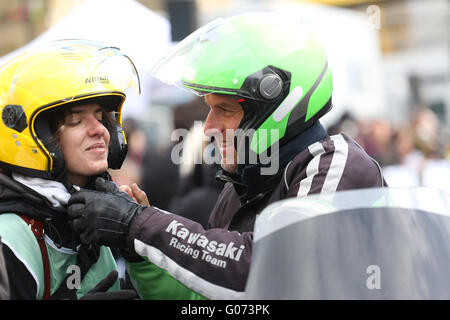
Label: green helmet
xmin=151 ymin=12 xmax=332 ymax=155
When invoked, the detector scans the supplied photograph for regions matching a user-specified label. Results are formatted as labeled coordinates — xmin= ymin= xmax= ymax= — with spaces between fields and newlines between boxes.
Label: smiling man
xmin=203 ymin=94 xmax=244 ymax=174
xmin=68 ymin=12 xmax=387 ymax=299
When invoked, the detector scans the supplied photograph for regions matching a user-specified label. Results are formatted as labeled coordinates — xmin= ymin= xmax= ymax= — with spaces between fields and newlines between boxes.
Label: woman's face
xmin=57 ymin=103 xmax=110 ymax=186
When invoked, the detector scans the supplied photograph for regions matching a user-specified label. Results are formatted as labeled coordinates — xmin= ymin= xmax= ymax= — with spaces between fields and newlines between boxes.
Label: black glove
xmin=91 ymin=177 xmax=132 ymax=200
xmin=80 ymin=270 xmax=138 ymax=300
xmin=68 ymin=177 xmax=146 ymax=248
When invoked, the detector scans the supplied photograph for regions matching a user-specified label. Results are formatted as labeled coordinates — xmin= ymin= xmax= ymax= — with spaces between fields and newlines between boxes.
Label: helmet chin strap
xmin=234 ymin=98 xmax=273 ymax=174
xmin=60 ymin=170 xmax=113 ymax=194
xmin=56 ymin=171 xmax=80 ymax=194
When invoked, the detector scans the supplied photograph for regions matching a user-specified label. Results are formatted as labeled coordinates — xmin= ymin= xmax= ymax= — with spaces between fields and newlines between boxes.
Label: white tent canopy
xmin=0 ymin=0 xmax=172 ymax=120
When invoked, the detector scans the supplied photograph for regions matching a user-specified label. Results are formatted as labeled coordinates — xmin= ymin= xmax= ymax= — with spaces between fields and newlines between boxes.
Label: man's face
xmin=204 ymin=94 xmax=244 ymax=173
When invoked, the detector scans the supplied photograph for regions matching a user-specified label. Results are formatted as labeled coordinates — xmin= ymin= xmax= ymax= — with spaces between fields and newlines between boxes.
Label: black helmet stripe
xmin=287 ymin=61 xmax=329 ymax=127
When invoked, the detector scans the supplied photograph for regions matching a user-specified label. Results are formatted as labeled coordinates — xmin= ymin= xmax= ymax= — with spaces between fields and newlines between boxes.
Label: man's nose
xmin=204 ymin=112 xmax=223 ymax=137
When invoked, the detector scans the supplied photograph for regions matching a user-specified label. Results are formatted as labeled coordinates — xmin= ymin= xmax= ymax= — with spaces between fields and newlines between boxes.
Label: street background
xmin=1 ymin=0 xmax=449 ymax=207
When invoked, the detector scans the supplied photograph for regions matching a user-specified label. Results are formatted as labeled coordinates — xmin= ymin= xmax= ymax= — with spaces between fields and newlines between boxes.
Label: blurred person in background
xmin=0 ymin=40 xmax=138 ymax=299
xmin=326 ymin=112 xmax=398 ymax=167
xmin=108 ymin=118 xmax=149 ymax=285
xmin=109 ymin=118 xmax=147 ymax=188
xmin=409 ymin=107 xmax=450 ymax=192
xmin=382 ymin=123 xmax=421 ymax=187
xmin=168 ymin=121 xmax=224 ymax=229
xmin=326 ymin=111 xmax=361 ymax=138
xmin=362 ymin=119 xmax=397 ymax=167
xmin=412 ymin=107 xmax=442 ymax=159
xmin=140 ymin=96 xmax=209 ymax=211
xmin=67 ymin=12 xmax=387 ymax=299
xmin=383 ymin=107 xmax=450 ymax=193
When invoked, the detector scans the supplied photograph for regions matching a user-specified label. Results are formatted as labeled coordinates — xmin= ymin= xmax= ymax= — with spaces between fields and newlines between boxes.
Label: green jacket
xmin=0 ymin=213 xmax=120 ymax=299
xmin=126 ymin=256 xmax=206 ymax=300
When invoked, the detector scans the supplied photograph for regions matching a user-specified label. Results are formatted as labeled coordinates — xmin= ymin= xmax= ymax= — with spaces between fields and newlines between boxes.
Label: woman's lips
xmin=86 ymin=143 xmax=106 ymax=154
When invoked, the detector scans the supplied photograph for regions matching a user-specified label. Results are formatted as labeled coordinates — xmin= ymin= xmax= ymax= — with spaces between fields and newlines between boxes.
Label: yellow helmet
xmin=0 ymin=39 xmax=141 ymax=179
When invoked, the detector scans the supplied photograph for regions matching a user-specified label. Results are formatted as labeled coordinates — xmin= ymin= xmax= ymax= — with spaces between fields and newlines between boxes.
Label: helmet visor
xmin=150 ymin=13 xmax=311 ymax=99
xmin=1 ymin=39 xmax=141 ymax=117
xmin=149 ymin=17 xmax=259 ymax=98
xmin=48 ymin=39 xmax=141 ymax=95
xmin=93 ymin=45 xmax=141 ymax=95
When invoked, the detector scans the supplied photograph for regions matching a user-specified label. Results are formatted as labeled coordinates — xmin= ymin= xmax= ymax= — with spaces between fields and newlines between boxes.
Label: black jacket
xmin=169 ymin=163 xmax=224 ymax=229
xmin=126 ymin=122 xmax=387 ymax=299
xmin=0 ymin=240 xmax=9 ymax=300
xmin=0 ymin=172 xmax=109 ymax=299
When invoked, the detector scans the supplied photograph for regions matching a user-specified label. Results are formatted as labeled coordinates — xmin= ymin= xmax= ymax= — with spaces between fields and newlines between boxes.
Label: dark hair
xmin=53 ymin=107 xmax=112 ymax=135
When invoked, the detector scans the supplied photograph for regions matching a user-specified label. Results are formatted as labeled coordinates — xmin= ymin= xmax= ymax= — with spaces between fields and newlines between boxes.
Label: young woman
xmin=0 ymin=40 xmax=140 ymax=299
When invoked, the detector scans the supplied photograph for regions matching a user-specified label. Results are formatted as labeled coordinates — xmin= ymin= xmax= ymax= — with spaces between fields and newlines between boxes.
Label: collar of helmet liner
xmin=238 ymin=120 xmax=327 ymax=203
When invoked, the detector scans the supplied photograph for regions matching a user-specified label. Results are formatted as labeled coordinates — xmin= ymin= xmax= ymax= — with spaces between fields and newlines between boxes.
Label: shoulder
xmin=335 ymin=134 xmax=385 ymax=188
xmin=0 ymin=214 xmax=44 ymax=299
xmin=288 ymin=134 xmax=380 ymax=174
xmin=284 ymin=134 xmax=384 ymax=195
xmin=0 ymin=214 xmax=41 ymax=252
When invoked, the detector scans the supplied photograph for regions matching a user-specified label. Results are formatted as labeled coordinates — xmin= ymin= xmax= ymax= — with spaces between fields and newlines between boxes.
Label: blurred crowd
xmin=328 ymin=107 xmax=450 ymax=194
xmin=110 ymin=101 xmax=450 ymax=228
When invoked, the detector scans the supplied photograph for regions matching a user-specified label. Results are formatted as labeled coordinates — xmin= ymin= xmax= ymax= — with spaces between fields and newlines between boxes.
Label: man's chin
xmin=221 ymin=162 xmax=238 ymax=174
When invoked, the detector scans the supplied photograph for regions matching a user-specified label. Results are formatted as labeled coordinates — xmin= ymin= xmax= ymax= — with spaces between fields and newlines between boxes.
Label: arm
xmin=68 ymin=178 xmax=252 ymax=300
xmin=0 ymin=240 xmax=9 ymax=300
xmin=128 ymin=207 xmax=252 ymax=300
xmin=1 ymin=243 xmax=37 ymax=299
xmin=0 ymin=215 xmax=44 ymax=299
xmin=125 ymin=257 xmax=207 ymax=300
xmin=286 ymin=135 xmax=386 ymax=198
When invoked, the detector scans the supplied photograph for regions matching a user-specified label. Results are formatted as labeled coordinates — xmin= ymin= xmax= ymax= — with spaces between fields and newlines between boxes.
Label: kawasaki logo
xmin=165 ymin=220 xmax=245 ymax=262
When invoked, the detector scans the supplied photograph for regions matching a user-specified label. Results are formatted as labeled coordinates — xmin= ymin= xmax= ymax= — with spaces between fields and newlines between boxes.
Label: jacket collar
xmin=217 ymin=121 xmax=327 ymax=203
xmin=0 ymin=171 xmax=111 ymax=249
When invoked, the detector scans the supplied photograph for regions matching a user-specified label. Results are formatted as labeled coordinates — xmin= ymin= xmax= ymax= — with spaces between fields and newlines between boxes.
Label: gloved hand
xmin=50 ymin=270 xmax=139 ymax=300
xmin=80 ymin=270 xmax=138 ymax=300
xmin=93 ymin=177 xmax=133 ymax=200
xmin=68 ymin=177 xmax=146 ymax=248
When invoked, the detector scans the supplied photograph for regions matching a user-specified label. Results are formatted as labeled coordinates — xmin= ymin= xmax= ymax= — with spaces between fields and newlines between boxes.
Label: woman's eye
xmin=65 ymin=115 xmax=81 ymax=126
xmin=95 ymin=112 xmax=104 ymax=122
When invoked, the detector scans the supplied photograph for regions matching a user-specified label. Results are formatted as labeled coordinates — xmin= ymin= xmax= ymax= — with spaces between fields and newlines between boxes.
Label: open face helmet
xmin=0 ymin=39 xmax=141 ymax=179
xmin=151 ymin=12 xmax=332 ymax=161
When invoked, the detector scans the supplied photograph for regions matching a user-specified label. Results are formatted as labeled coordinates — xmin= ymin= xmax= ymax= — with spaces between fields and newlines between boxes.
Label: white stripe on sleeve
xmin=134 ymin=239 xmax=244 ymax=300
xmin=297 ymin=141 xmax=326 ymax=197
xmin=321 ymin=134 xmax=349 ymax=194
